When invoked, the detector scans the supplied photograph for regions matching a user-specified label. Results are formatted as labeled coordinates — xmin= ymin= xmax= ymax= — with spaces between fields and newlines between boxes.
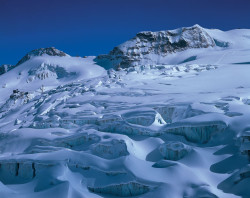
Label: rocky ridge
xmin=96 ymin=24 xmax=218 ymax=69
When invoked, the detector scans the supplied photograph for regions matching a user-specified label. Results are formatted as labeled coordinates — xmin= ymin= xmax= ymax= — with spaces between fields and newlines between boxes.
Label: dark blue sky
xmin=1 ymin=0 xmax=250 ymax=65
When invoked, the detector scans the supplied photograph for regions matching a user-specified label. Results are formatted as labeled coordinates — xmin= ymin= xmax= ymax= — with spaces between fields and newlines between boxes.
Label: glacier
xmin=0 ymin=25 xmax=250 ymax=198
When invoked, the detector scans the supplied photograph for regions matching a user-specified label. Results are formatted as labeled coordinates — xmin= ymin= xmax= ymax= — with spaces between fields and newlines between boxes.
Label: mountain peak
xmin=16 ymin=47 xmax=68 ymax=66
xmin=190 ymin=24 xmax=203 ymax=29
xmin=96 ymin=25 xmax=216 ymax=69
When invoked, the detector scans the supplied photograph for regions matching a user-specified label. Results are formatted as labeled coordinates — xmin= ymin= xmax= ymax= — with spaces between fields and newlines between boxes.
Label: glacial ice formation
xmin=90 ymin=139 xmax=129 ymax=159
xmin=88 ymin=182 xmax=151 ymax=197
xmin=163 ymin=122 xmax=227 ymax=143
xmin=1 ymin=26 xmax=250 ymax=198
xmin=158 ymin=142 xmax=191 ymax=161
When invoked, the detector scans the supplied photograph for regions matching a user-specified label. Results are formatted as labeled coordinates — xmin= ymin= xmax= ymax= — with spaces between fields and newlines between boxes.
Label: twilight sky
xmin=0 ymin=0 xmax=250 ymax=65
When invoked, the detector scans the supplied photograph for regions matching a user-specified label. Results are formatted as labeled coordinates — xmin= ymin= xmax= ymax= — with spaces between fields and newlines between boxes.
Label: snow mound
xmin=218 ymin=165 xmax=250 ymax=197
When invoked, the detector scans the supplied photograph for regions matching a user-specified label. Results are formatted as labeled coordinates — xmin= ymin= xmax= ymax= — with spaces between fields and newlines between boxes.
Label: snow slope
xmin=0 ymin=26 xmax=250 ymax=198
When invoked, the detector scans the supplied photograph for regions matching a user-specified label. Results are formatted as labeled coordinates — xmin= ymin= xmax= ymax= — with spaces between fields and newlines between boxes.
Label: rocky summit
xmin=96 ymin=25 xmax=217 ymax=69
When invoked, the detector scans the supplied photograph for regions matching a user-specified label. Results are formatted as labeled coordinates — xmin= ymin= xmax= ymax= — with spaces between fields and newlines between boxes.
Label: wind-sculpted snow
xmin=1 ymin=27 xmax=250 ymax=198
xmin=217 ymin=165 xmax=250 ymax=198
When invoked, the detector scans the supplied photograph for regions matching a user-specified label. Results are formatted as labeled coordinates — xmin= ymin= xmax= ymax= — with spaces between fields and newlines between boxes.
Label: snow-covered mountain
xmin=0 ymin=26 xmax=250 ymax=198
xmin=0 ymin=47 xmax=106 ymax=103
xmin=95 ymin=24 xmax=249 ymax=69
xmin=0 ymin=47 xmax=68 ymax=76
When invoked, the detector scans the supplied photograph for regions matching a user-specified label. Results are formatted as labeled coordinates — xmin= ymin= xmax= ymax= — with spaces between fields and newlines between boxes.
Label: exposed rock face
xmin=0 ymin=89 xmax=30 ymax=113
xmin=0 ymin=64 xmax=15 ymax=75
xmin=96 ymin=25 xmax=216 ymax=69
xmin=16 ymin=47 xmax=67 ymax=66
xmin=9 ymin=89 xmax=29 ymax=100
